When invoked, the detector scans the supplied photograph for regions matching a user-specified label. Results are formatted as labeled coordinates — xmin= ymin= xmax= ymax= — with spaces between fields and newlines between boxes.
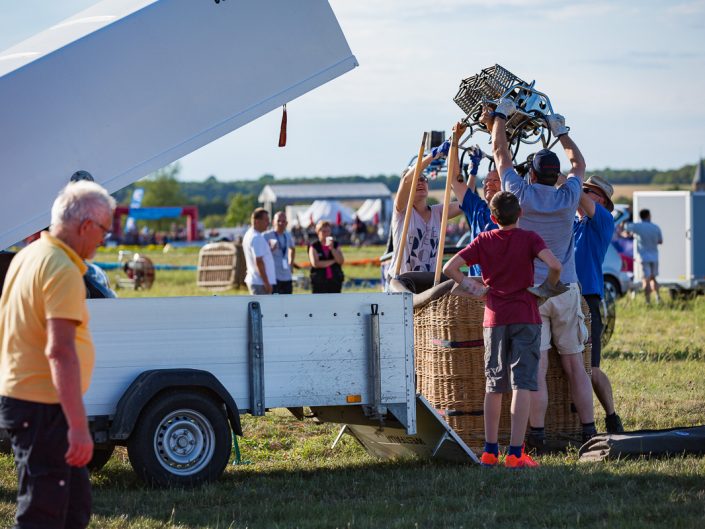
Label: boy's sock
xmin=508 ymin=445 xmax=522 ymax=459
xmin=484 ymin=442 xmax=499 ymax=456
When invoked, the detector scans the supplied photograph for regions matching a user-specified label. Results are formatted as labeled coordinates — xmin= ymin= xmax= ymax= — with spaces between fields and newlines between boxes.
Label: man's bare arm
xmin=559 ymin=134 xmax=586 ymax=181
xmin=255 ymin=256 xmax=272 ymax=293
xmin=578 ymin=188 xmax=596 ymax=218
xmin=288 ymin=245 xmax=296 ymax=268
xmin=537 ymin=248 xmax=562 ymax=286
xmin=46 ymin=318 xmax=93 ymax=467
xmin=449 ymin=122 xmax=469 ymax=203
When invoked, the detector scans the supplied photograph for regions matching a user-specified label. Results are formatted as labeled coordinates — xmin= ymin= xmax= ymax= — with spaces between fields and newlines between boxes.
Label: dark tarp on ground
xmin=579 ymin=425 xmax=705 ymax=461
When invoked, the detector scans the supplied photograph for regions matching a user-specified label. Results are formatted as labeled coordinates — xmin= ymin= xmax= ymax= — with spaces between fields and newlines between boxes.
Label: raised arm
xmin=394 ymin=141 xmax=448 ymax=213
xmin=547 ymin=114 xmax=585 ymax=181
xmin=479 ymin=100 xmax=516 ymax=180
xmin=578 ymin=186 xmax=596 ymax=218
xmin=450 ymin=122 xmax=470 ymax=203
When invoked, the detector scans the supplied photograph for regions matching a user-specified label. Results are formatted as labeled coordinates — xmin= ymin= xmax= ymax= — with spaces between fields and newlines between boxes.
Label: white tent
xmin=285 ymin=205 xmax=311 ymax=228
xmin=356 ymin=199 xmax=382 ymax=223
xmin=301 ymin=200 xmax=355 ymax=228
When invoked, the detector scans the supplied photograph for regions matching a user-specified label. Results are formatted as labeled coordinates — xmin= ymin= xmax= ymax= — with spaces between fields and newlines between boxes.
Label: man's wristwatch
xmin=490 ymin=111 xmax=507 ymax=120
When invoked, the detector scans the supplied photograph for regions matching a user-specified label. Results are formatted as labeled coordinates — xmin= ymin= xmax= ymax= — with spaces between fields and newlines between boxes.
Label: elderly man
xmin=242 ymin=208 xmax=276 ymax=295
xmin=0 ymin=181 xmax=115 ymax=529
xmin=574 ymin=175 xmax=624 ymax=433
xmin=264 ymin=211 xmax=296 ymax=294
xmin=482 ymin=101 xmax=596 ymax=448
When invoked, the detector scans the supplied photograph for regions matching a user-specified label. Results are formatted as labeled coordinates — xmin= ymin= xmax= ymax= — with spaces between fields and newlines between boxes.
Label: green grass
xmin=1 ymin=269 xmax=704 ymax=528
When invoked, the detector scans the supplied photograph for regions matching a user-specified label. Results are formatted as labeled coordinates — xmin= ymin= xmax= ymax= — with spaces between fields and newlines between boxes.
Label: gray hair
xmin=50 ymin=181 xmax=116 ymax=228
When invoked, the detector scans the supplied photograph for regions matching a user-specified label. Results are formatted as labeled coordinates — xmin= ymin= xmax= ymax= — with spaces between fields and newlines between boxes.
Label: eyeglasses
xmin=418 ymin=175 xmax=429 ymax=183
xmin=583 ymin=188 xmax=600 ymax=197
xmin=89 ymin=218 xmax=112 ymax=236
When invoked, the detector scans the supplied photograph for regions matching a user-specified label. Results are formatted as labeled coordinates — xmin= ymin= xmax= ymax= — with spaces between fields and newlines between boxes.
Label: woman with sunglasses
xmin=387 ymin=126 xmax=465 ymax=282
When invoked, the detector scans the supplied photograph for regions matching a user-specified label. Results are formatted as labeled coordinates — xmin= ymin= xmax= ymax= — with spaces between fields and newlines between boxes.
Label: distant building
xmin=694 ymin=158 xmax=705 ymax=192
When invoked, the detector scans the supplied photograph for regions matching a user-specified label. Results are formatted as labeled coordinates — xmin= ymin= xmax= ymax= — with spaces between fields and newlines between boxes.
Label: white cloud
xmin=667 ymin=0 xmax=705 ymax=15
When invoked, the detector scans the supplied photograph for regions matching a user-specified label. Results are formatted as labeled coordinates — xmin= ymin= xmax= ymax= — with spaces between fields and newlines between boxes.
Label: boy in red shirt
xmin=443 ymin=191 xmax=565 ymax=468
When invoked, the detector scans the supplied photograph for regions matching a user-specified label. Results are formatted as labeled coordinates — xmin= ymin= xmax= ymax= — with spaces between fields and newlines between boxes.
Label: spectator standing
xmin=242 ymin=208 xmax=276 ymax=295
xmin=0 ymin=181 xmax=116 ymax=529
xmin=264 ymin=211 xmax=296 ymax=294
xmin=444 ymin=191 xmax=565 ymax=468
xmin=308 ymin=220 xmax=345 ymax=293
xmin=352 ymin=215 xmax=367 ymax=247
xmin=482 ymin=101 xmax=596 ymax=448
xmin=624 ymin=209 xmax=663 ymax=303
xmin=573 ymin=175 xmax=625 ymax=433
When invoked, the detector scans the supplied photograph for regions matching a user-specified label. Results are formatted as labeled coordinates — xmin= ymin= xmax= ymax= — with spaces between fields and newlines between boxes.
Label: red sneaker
xmin=480 ymin=451 xmax=499 ymax=467
xmin=504 ymin=450 xmax=539 ymax=469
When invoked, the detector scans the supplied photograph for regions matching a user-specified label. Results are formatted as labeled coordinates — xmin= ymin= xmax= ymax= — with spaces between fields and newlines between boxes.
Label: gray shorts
xmin=641 ymin=260 xmax=658 ymax=279
xmin=483 ymin=324 xmax=541 ymax=393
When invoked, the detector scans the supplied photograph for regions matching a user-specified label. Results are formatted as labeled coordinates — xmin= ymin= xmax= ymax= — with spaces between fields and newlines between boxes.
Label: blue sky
xmin=1 ymin=0 xmax=704 ymax=181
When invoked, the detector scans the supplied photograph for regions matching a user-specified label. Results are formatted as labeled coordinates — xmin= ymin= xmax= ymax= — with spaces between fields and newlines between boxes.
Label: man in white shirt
xmin=242 ymin=208 xmax=276 ymax=295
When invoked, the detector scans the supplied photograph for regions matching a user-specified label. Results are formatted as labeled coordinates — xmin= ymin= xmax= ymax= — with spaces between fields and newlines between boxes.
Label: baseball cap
xmin=531 ymin=149 xmax=560 ymax=176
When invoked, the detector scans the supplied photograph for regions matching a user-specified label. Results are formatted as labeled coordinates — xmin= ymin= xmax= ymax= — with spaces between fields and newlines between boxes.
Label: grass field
xmin=1 ymin=246 xmax=704 ymax=528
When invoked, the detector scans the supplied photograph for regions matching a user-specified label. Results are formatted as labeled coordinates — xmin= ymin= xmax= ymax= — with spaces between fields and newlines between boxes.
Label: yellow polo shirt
xmin=0 ymin=232 xmax=95 ymax=403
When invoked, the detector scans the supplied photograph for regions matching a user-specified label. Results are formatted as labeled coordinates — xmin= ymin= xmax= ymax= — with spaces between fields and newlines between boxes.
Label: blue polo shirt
xmin=459 ymin=189 xmax=497 ymax=276
xmin=573 ymin=203 xmax=614 ymax=297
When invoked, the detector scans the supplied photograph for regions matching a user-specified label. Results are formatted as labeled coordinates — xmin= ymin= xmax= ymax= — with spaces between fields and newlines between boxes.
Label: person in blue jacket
xmin=573 ymin=174 xmax=624 ymax=433
xmin=449 ymin=123 xmax=500 ymax=277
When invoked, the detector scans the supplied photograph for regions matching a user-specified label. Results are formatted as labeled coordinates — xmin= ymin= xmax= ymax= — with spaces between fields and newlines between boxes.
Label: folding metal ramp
xmin=314 ymin=395 xmax=479 ymax=464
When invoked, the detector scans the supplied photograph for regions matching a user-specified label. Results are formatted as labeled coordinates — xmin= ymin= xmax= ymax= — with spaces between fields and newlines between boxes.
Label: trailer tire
xmin=127 ymin=391 xmax=231 ymax=487
xmin=88 ymin=444 xmax=115 ymax=473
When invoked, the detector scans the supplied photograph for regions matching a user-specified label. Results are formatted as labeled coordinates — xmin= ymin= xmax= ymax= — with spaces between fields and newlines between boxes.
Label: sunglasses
xmin=418 ymin=175 xmax=429 ymax=183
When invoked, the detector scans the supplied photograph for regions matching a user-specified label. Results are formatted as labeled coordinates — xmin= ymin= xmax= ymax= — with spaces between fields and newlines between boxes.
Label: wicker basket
xmin=414 ymin=290 xmax=591 ymax=450
xmin=196 ymin=242 xmax=246 ymax=290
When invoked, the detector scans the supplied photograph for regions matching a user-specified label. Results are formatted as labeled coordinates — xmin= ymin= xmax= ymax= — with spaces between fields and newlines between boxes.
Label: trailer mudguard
xmin=108 ymin=369 xmax=242 ymax=441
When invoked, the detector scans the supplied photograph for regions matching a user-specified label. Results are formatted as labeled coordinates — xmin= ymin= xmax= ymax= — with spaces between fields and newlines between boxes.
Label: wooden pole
xmin=433 ymin=130 xmax=458 ymax=286
xmin=393 ymin=132 xmax=428 ymax=278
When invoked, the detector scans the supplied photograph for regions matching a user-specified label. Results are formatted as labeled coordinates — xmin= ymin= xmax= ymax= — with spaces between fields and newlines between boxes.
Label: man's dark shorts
xmin=274 ymin=280 xmax=293 ymax=294
xmin=0 ymin=396 xmax=92 ymax=529
xmin=483 ymin=324 xmax=541 ymax=393
xmin=583 ymin=294 xmax=603 ymax=368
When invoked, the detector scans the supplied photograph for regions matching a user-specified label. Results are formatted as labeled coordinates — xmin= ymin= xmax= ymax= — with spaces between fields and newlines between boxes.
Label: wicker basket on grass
xmin=410 ymin=277 xmax=591 ymax=450
xmin=196 ymin=242 xmax=246 ymax=290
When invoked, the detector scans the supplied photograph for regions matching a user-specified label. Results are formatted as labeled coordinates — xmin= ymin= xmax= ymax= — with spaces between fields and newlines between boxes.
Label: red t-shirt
xmin=458 ymin=228 xmax=547 ymax=327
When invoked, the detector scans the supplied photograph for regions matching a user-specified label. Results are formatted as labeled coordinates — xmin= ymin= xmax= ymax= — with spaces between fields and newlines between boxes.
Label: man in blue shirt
xmin=449 ymin=123 xmax=500 ymax=277
xmin=624 ymin=209 xmax=663 ymax=303
xmin=574 ymin=175 xmax=624 ymax=434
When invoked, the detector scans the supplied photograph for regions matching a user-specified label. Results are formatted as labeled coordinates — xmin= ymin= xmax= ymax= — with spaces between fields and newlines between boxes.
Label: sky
xmin=1 ymin=0 xmax=704 ymax=182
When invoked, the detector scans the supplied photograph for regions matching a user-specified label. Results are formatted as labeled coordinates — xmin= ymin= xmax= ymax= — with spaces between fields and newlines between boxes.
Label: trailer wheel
xmin=127 ymin=391 xmax=232 ymax=487
xmin=88 ymin=444 xmax=115 ymax=472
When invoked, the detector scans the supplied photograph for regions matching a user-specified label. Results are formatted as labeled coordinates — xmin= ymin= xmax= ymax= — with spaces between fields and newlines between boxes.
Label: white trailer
xmin=632 ymin=191 xmax=705 ymax=295
xmin=0 ymin=0 xmax=476 ymax=486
